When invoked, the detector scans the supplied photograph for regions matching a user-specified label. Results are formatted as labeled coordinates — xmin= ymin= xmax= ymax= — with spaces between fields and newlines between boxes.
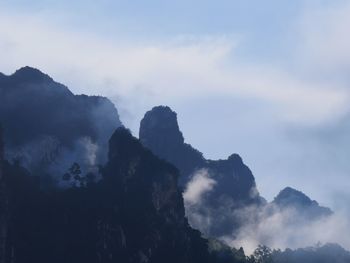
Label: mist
xmin=183 ymin=169 xmax=350 ymax=255
xmin=225 ymin=204 xmax=350 ymax=255
xmin=0 ymin=68 xmax=122 ymax=186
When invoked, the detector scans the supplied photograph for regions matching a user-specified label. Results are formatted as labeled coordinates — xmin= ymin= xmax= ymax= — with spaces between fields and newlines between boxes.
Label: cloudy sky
xmin=1 ymin=0 xmax=350 ymax=209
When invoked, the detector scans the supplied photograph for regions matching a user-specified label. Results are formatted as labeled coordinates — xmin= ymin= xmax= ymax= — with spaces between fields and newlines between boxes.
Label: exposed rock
xmin=140 ymin=106 xmax=205 ymax=185
xmin=2 ymin=127 xmax=243 ymax=263
xmin=0 ymin=66 xmax=122 ymax=182
xmin=273 ymin=187 xmax=332 ymax=219
xmin=139 ymin=106 xmax=263 ymax=238
xmin=0 ymin=125 xmax=7 ymax=263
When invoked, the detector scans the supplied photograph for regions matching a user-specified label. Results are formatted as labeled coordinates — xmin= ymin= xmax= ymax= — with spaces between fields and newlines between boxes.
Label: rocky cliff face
xmin=139 ymin=106 xmax=263 ymax=238
xmin=138 ymin=106 xmax=336 ymax=246
xmin=273 ymin=187 xmax=332 ymax=219
xmin=0 ymin=125 xmax=7 ymax=263
xmin=139 ymin=106 xmax=205 ymax=186
xmin=139 ymin=106 xmax=259 ymax=201
xmin=2 ymin=127 xmax=245 ymax=263
xmin=0 ymin=67 xmax=122 ymax=183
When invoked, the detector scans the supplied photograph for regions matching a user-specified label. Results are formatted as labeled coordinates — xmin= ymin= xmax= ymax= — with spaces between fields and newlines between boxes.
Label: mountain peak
xmin=228 ymin=153 xmax=244 ymax=164
xmin=139 ymin=105 xmax=184 ymax=148
xmin=12 ymin=66 xmax=53 ymax=83
xmin=274 ymin=187 xmax=313 ymax=206
xmin=273 ymin=187 xmax=333 ymax=217
xmin=108 ymin=127 xmax=143 ymax=161
xmin=0 ymin=125 xmax=3 ymax=164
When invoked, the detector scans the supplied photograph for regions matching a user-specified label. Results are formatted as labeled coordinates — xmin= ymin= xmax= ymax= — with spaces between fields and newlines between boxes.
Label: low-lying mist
xmin=183 ymin=169 xmax=350 ymax=255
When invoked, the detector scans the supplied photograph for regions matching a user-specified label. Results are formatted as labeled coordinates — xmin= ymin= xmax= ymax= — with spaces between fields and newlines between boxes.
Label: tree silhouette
xmin=62 ymin=162 xmax=85 ymax=187
xmin=248 ymin=245 xmax=273 ymax=263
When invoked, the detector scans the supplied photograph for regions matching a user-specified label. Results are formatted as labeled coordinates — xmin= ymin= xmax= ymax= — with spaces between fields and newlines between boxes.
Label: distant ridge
xmin=139 ymin=105 xmax=262 ymax=237
xmin=0 ymin=66 xmax=122 ymax=181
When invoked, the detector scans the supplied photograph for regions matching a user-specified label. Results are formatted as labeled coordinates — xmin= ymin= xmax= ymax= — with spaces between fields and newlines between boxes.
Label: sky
xmin=1 ymin=0 xmax=350 ymax=210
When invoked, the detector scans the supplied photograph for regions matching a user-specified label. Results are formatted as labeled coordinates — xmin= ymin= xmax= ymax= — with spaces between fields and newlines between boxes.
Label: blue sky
xmin=1 ymin=0 xmax=350 ymax=209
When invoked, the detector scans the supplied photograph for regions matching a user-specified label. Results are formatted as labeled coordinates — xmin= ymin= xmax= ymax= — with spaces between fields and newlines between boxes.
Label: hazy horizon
xmin=2 ymin=0 xmax=350 ymax=211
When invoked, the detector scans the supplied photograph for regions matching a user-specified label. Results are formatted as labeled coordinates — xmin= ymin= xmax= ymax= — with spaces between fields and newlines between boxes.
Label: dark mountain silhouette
xmin=274 ymin=243 xmax=350 ymax=263
xmin=0 ymin=126 xmax=8 ymax=263
xmin=0 ymin=68 xmax=345 ymax=262
xmin=139 ymin=106 xmax=205 ymax=186
xmin=0 ymin=67 xmax=122 ymax=183
xmin=0 ymin=127 xmax=246 ymax=263
xmin=139 ymin=106 xmax=335 ymax=241
xmin=273 ymin=187 xmax=332 ymax=219
xmin=139 ymin=106 xmax=260 ymax=202
xmin=139 ymin=106 xmax=263 ymax=238
xmin=251 ymin=243 xmax=350 ymax=263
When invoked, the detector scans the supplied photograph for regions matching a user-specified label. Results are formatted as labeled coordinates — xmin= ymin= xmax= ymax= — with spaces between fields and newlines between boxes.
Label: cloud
xmin=0 ymin=8 xmax=348 ymax=133
xmin=183 ymin=170 xmax=350 ymax=255
xmin=2 ymin=2 xmax=350 ymax=234
xmin=223 ymin=204 xmax=350 ymax=255
xmin=183 ymin=169 xmax=216 ymax=205
xmin=297 ymin=1 xmax=350 ymax=73
xmin=183 ymin=169 xmax=217 ymax=234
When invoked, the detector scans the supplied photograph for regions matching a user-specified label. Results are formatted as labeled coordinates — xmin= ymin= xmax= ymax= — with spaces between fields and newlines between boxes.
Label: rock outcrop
xmin=1 ymin=127 xmax=245 ymax=263
xmin=0 ymin=125 xmax=7 ymax=263
xmin=139 ymin=106 xmax=263 ymax=238
xmin=273 ymin=187 xmax=332 ymax=219
xmin=0 ymin=67 xmax=122 ymax=182
xmin=139 ymin=106 xmax=205 ymax=186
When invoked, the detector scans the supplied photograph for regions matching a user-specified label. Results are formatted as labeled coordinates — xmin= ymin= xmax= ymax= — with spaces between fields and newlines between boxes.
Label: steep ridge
xmin=1 ymin=127 xmax=246 ymax=263
xmin=0 ymin=67 xmax=122 ymax=183
xmin=139 ymin=106 xmax=263 ymax=237
xmin=0 ymin=68 xmax=341 ymax=262
xmin=139 ymin=106 xmax=205 ymax=186
xmin=139 ymin=106 xmax=259 ymax=202
xmin=273 ymin=187 xmax=332 ymax=219
xmin=0 ymin=125 xmax=8 ymax=263
xmin=139 ymin=106 xmax=334 ymax=240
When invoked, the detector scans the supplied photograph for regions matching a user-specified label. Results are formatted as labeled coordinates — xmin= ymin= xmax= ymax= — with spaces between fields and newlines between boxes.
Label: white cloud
xmin=298 ymin=2 xmax=350 ymax=72
xmin=183 ymin=169 xmax=217 ymax=234
xmin=2 ymin=3 xmax=350 ymax=236
xmin=183 ymin=169 xmax=216 ymax=205
xmin=2 ymin=2 xmax=350 ymax=254
xmin=223 ymin=204 xmax=350 ymax=255
xmin=0 ymin=9 xmax=348 ymax=132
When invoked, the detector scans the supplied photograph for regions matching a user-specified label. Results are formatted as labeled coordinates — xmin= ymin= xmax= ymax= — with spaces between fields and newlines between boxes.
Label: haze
xmin=1 ymin=0 xmax=350 ymax=211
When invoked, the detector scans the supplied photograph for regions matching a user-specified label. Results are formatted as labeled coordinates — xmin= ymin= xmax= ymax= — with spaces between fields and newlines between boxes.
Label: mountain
xmin=139 ymin=106 xmax=263 ymax=238
xmin=247 ymin=243 xmax=350 ymax=263
xmin=138 ymin=106 xmax=336 ymax=242
xmin=271 ymin=243 xmax=350 ymax=263
xmin=0 ymin=126 xmax=8 ymax=263
xmin=139 ymin=106 xmax=260 ymax=202
xmin=1 ymin=127 xmax=246 ymax=263
xmin=139 ymin=106 xmax=205 ymax=186
xmin=273 ymin=187 xmax=332 ymax=219
xmin=0 ymin=67 xmax=344 ymax=262
xmin=0 ymin=67 xmax=122 ymax=184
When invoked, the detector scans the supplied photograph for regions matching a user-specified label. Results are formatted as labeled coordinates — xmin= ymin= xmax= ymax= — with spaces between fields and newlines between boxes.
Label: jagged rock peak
xmin=108 ymin=127 xmax=144 ymax=160
xmin=11 ymin=66 xmax=53 ymax=83
xmin=139 ymin=105 xmax=184 ymax=146
xmin=0 ymin=125 xmax=3 ymax=181
xmin=227 ymin=153 xmax=244 ymax=164
xmin=274 ymin=187 xmax=314 ymax=206
xmin=0 ymin=125 xmax=3 ymax=163
xmin=273 ymin=187 xmax=333 ymax=218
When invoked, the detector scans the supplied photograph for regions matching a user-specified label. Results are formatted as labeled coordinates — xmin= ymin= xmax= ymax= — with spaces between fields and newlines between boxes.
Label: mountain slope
xmin=0 ymin=67 xmax=122 ymax=183
xmin=139 ymin=106 xmax=263 ymax=238
xmin=1 ymin=127 xmax=247 ymax=263
xmin=273 ymin=187 xmax=332 ymax=219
